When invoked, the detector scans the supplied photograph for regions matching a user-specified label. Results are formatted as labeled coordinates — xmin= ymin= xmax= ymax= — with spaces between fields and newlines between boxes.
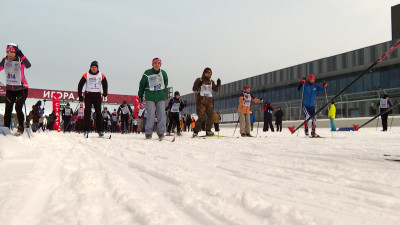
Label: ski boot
xmin=192 ymin=132 xmax=198 ymax=137
xmin=145 ymin=134 xmax=152 ymax=139
xmin=206 ymin=130 xmax=214 ymax=136
xmin=15 ymin=126 xmax=24 ymax=136
xmin=177 ymin=132 xmax=182 ymax=136
xmin=246 ymin=133 xmax=253 ymax=137
xmin=98 ymin=131 xmax=104 ymax=137
xmin=157 ymin=133 xmax=164 ymax=141
xmin=241 ymin=133 xmax=246 ymax=137
xmin=311 ymin=130 xmax=320 ymax=138
xmin=304 ymin=127 xmax=309 ymax=136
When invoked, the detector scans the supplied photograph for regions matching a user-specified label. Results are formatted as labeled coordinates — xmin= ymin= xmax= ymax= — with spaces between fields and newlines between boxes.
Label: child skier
xmin=237 ymin=85 xmax=262 ymax=137
xmin=117 ymin=101 xmax=133 ymax=134
xmin=263 ymin=102 xmax=274 ymax=132
xmin=166 ymin=91 xmax=185 ymax=136
xmin=328 ymin=102 xmax=337 ymax=131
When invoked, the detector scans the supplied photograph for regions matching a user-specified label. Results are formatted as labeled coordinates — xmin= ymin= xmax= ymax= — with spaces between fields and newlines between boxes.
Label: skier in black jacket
xmin=274 ymin=107 xmax=283 ymax=132
xmin=77 ymin=61 xmax=108 ymax=137
xmin=377 ymin=94 xmax=392 ymax=131
xmin=263 ymin=102 xmax=274 ymax=132
xmin=117 ymin=101 xmax=133 ymax=134
xmin=166 ymin=91 xmax=185 ymax=136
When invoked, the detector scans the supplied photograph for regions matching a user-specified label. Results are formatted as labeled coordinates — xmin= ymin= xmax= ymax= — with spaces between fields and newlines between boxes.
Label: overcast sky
xmin=1 ymin=0 xmax=400 ymax=113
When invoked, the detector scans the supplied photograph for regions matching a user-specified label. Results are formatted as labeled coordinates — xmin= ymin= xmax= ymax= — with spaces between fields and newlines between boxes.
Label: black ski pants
xmin=4 ymin=89 xmax=28 ymax=128
xmin=121 ymin=115 xmax=129 ymax=132
xmin=84 ymin=96 xmax=103 ymax=132
xmin=381 ymin=112 xmax=389 ymax=131
xmin=167 ymin=113 xmax=181 ymax=133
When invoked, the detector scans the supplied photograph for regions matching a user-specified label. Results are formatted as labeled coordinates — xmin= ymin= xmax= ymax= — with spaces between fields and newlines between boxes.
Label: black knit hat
xmin=90 ymin=61 xmax=99 ymax=68
xmin=174 ymin=91 xmax=180 ymax=96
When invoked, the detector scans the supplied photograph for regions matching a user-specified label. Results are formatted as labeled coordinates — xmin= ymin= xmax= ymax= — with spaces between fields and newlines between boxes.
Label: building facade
xmin=181 ymin=39 xmax=400 ymax=121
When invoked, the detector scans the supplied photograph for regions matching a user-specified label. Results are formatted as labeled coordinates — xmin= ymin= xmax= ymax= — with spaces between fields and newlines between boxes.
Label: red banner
xmin=53 ymin=93 xmax=61 ymax=131
xmin=0 ymin=86 xmax=138 ymax=105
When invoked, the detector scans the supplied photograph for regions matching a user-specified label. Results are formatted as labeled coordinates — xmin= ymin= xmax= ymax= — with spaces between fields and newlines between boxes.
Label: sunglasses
xmin=6 ymin=51 xmax=16 ymax=53
xmin=205 ymin=71 xmax=211 ymax=74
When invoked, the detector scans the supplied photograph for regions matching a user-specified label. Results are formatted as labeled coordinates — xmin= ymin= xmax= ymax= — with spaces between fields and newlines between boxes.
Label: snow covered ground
xmin=0 ymin=127 xmax=399 ymax=225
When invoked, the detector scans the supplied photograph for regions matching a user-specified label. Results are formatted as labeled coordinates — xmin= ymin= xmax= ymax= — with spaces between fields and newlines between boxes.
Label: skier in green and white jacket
xmin=138 ymin=58 xmax=168 ymax=140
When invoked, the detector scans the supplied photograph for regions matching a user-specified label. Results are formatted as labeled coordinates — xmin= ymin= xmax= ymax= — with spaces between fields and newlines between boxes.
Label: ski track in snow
xmin=0 ymin=127 xmax=400 ymax=225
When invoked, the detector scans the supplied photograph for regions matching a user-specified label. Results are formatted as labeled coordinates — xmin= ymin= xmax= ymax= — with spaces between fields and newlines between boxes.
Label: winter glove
xmin=300 ymin=77 xmax=306 ymax=84
xmin=78 ymin=95 xmax=83 ymax=102
xmin=323 ymin=82 xmax=327 ymax=88
xmin=16 ymin=50 xmax=24 ymax=58
xmin=217 ymin=78 xmax=221 ymax=86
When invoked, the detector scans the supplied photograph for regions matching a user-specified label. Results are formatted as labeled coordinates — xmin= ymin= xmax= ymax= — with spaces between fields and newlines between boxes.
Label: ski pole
xmin=256 ymin=103 xmax=261 ymax=137
xmin=233 ymin=118 xmax=240 ymax=137
xmin=217 ymin=89 xmax=220 ymax=138
xmin=289 ymin=41 xmax=400 ymax=134
xmin=297 ymin=85 xmax=305 ymax=136
xmin=375 ymin=107 xmax=380 ymax=131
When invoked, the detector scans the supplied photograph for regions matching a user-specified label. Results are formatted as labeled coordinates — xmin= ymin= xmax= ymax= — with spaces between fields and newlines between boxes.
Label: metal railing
xmin=202 ymin=88 xmax=400 ymax=123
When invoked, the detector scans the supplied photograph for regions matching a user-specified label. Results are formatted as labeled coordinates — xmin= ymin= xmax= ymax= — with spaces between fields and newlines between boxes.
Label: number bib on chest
xmin=147 ymin=73 xmax=165 ymax=91
xmin=171 ymin=102 xmax=180 ymax=112
xmin=380 ymin=99 xmax=389 ymax=108
xmin=243 ymin=93 xmax=252 ymax=106
xmin=64 ymin=109 xmax=71 ymax=116
xmin=78 ymin=108 xmax=84 ymax=117
xmin=102 ymin=112 xmax=109 ymax=118
xmin=4 ymin=60 xmax=22 ymax=86
xmin=200 ymin=84 xmax=212 ymax=97
xmin=85 ymin=73 xmax=102 ymax=92
xmin=121 ymin=106 xmax=129 ymax=114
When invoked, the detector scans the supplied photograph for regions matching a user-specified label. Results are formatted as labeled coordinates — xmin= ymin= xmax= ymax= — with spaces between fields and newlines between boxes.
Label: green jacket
xmin=138 ymin=69 xmax=168 ymax=102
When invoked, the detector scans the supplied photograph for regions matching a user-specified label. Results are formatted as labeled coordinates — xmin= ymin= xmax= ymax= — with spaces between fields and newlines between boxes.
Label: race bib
xmin=380 ymin=99 xmax=389 ymax=108
xmin=78 ymin=108 xmax=84 ymax=117
xmin=243 ymin=93 xmax=252 ymax=106
xmin=112 ymin=115 xmax=118 ymax=122
xmin=102 ymin=112 xmax=109 ymax=118
xmin=85 ymin=73 xmax=102 ymax=92
xmin=200 ymin=84 xmax=212 ymax=97
xmin=171 ymin=102 xmax=180 ymax=112
xmin=121 ymin=106 xmax=129 ymax=114
xmin=64 ymin=109 xmax=71 ymax=116
xmin=148 ymin=73 xmax=165 ymax=91
xmin=4 ymin=60 xmax=22 ymax=86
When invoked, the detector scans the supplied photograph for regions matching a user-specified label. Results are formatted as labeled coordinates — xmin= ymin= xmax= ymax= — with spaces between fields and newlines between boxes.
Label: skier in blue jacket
xmin=297 ymin=74 xmax=327 ymax=137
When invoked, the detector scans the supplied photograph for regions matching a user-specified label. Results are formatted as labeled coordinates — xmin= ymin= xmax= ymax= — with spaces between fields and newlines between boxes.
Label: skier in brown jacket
xmin=192 ymin=67 xmax=221 ymax=137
